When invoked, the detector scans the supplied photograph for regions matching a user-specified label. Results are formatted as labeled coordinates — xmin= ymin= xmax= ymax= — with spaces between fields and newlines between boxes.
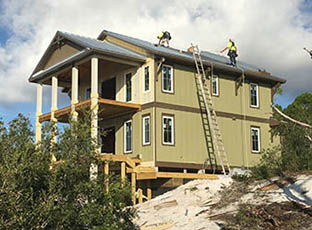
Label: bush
xmin=251 ymin=146 xmax=283 ymax=180
xmin=0 ymin=113 xmax=136 ymax=230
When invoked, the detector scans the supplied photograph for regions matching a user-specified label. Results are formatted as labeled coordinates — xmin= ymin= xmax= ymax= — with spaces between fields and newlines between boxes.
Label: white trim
xmin=162 ymin=64 xmax=174 ymax=93
xmin=162 ymin=115 xmax=174 ymax=145
xmin=251 ymin=127 xmax=261 ymax=153
xmin=124 ymin=120 xmax=132 ymax=153
xmin=143 ymin=65 xmax=150 ymax=93
xmin=124 ymin=72 xmax=132 ymax=102
xmin=250 ymin=83 xmax=259 ymax=108
xmin=212 ymin=75 xmax=219 ymax=96
xmin=142 ymin=116 xmax=150 ymax=145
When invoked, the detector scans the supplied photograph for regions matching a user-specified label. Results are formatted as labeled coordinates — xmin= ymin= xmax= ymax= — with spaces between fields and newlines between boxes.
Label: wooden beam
xmin=104 ymin=162 xmax=109 ymax=192
xmin=136 ymin=172 xmax=157 ymax=180
xmin=147 ymin=180 xmax=152 ymax=200
xmin=131 ymin=173 xmax=136 ymax=205
xmin=121 ymin=162 xmax=126 ymax=187
xmin=138 ymin=187 xmax=143 ymax=204
xmin=156 ymin=172 xmax=218 ymax=180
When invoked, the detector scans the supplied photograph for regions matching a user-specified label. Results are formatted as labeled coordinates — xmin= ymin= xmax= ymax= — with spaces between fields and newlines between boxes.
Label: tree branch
xmin=272 ymin=105 xmax=312 ymax=129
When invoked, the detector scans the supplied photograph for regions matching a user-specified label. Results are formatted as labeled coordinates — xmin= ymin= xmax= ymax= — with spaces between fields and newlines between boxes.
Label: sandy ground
xmin=133 ymin=174 xmax=312 ymax=230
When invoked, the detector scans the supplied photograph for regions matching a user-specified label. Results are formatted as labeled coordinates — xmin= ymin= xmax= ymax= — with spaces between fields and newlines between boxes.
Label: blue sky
xmin=0 ymin=0 xmax=311 ymax=126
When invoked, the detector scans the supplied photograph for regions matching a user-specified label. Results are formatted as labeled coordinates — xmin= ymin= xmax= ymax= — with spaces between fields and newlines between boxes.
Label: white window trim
xmin=250 ymin=83 xmax=259 ymax=108
xmin=162 ymin=65 xmax=174 ymax=93
xmin=124 ymin=120 xmax=132 ymax=153
xmin=143 ymin=66 xmax=150 ymax=93
xmin=162 ymin=115 xmax=174 ymax=145
xmin=124 ymin=72 xmax=132 ymax=102
xmin=142 ymin=116 xmax=150 ymax=145
xmin=212 ymin=75 xmax=219 ymax=96
xmin=251 ymin=127 xmax=261 ymax=153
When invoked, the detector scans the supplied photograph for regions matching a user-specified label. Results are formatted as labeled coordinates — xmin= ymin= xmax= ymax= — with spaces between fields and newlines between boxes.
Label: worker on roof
xmin=304 ymin=47 xmax=312 ymax=59
xmin=220 ymin=38 xmax=238 ymax=66
xmin=157 ymin=31 xmax=171 ymax=47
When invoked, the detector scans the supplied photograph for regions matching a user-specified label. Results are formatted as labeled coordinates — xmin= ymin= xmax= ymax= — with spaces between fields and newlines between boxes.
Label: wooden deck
xmin=99 ymin=154 xmax=219 ymax=205
xmin=39 ymin=98 xmax=141 ymax=123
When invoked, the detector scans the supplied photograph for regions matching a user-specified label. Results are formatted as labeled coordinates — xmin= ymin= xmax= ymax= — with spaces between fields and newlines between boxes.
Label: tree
xmin=0 ymin=113 xmax=136 ymax=230
xmin=273 ymin=92 xmax=312 ymax=171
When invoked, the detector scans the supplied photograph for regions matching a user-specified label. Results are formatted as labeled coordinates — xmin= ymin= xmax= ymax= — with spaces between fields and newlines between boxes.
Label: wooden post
xmin=71 ymin=66 xmax=79 ymax=120
xmin=147 ymin=180 xmax=152 ymax=200
xmin=138 ymin=186 xmax=143 ymax=204
xmin=121 ymin=162 xmax=126 ymax=187
xmin=90 ymin=57 xmax=99 ymax=179
xmin=51 ymin=76 xmax=58 ymax=148
xmin=131 ymin=173 xmax=136 ymax=205
xmin=35 ymin=84 xmax=42 ymax=144
xmin=104 ymin=162 xmax=109 ymax=192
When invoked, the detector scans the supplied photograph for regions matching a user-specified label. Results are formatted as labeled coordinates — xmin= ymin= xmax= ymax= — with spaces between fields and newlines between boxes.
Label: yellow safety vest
xmin=227 ymin=42 xmax=237 ymax=51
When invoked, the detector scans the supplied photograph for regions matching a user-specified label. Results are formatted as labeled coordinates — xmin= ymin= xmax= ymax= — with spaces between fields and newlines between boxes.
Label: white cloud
xmin=0 ymin=0 xmax=311 ymax=107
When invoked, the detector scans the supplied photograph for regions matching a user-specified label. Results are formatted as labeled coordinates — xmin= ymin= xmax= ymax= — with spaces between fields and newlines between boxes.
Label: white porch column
xmin=90 ymin=57 xmax=99 ymax=179
xmin=71 ymin=66 xmax=79 ymax=120
xmin=35 ymin=84 xmax=42 ymax=144
xmin=51 ymin=76 xmax=58 ymax=144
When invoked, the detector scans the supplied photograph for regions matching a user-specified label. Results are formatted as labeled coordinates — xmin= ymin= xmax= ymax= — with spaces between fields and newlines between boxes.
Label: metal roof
xmin=58 ymin=31 xmax=147 ymax=61
xmin=98 ymin=30 xmax=286 ymax=83
xmin=28 ymin=31 xmax=147 ymax=82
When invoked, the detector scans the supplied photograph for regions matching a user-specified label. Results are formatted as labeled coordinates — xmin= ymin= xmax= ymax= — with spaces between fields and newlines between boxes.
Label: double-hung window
xmin=162 ymin=115 xmax=174 ymax=145
xmin=212 ymin=75 xmax=219 ymax=96
xmin=250 ymin=83 xmax=259 ymax=107
xmin=162 ymin=65 xmax=173 ymax=93
xmin=124 ymin=120 xmax=132 ymax=153
xmin=142 ymin=116 xmax=150 ymax=145
xmin=251 ymin=127 xmax=260 ymax=153
xmin=144 ymin=66 xmax=150 ymax=92
xmin=125 ymin=73 xmax=132 ymax=102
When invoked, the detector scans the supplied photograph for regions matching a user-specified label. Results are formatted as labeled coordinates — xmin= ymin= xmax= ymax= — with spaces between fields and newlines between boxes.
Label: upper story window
xmin=251 ymin=127 xmax=260 ymax=153
xmin=162 ymin=115 xmax=174 ymax=145
xmin=124 ymin=120 xmax=132 ymax=153
xmin=212 ymin=75 xmax=219 ymax=96
xmin=125 ymin=73 xmax=132 ymax=102
xmin=142 ymin=115 xmax=150 ymax=145
xmin=144 ymin=66 xmax=150 ymax=92
xmin=250 ymin=83 xmax=259 ymax=108
xmin=86 ymin=88 xmax=91 ymax=100
xmin=162 ymin=65 xmax=173 ymax=93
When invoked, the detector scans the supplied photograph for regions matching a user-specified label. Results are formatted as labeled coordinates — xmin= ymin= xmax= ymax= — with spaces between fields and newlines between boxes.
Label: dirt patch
xmin=219 ymin=201 xmax=312 ymax=230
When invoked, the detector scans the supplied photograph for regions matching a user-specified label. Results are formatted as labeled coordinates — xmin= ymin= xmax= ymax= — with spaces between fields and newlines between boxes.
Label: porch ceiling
xmin=39 ymin=98 xmax=141 ymax=123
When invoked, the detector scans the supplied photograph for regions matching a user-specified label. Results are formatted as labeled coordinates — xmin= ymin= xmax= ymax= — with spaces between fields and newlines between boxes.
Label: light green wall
xmin=153 ymin=63 xmax=279 ymax=167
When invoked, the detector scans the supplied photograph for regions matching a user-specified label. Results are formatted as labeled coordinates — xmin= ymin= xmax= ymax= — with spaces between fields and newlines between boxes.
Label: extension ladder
xmin=191 ymin=44 xmax=231 ymax=175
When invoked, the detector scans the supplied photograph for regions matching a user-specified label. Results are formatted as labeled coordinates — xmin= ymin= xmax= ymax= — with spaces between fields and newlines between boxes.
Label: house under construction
xmin=28 ymin=29 xmax=286 ymax=203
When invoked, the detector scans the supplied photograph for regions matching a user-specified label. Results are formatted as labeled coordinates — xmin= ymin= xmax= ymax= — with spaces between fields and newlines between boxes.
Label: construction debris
xmin=133 ymin=174 xmax=312 ymax=230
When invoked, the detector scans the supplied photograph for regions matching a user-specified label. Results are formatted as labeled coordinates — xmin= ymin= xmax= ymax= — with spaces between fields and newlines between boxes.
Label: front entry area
xmin=101 ymin=127 xmax=115 ymax=154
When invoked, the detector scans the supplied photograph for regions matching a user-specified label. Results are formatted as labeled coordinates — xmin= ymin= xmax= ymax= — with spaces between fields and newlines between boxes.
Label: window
xmin=162 ymin=115 xmax=174 ymax=145
xmin=144 ymin=66 xmax=150 ymax=92
xmin=125 ymin=73 xmax=132 ymax=102
xmin=124 ymin=120 xmax=132 ymax=153
xmin=162 ymin=65 xmax=173 ymax=93
xmin=212 ymin=75 xmax=219 ymax=96
xmin=251 ymin=127 xmax=260 ymax=153
xmin=250 ymin=83 xmax=259 ymax=107
xmin=142 ymin=116 xmax=150 ymax=145
xmin=86 ymin=88 xmax=91 ymax=100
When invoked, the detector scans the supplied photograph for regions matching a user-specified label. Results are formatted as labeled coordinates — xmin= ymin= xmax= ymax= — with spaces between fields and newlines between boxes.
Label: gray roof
xmin=59 ymin=31 xmax=146 ymax=61
xmin=29 ymin=31 xmax=147 ymax=82
xmin=98 ymin=30 xmax=286 ymax=83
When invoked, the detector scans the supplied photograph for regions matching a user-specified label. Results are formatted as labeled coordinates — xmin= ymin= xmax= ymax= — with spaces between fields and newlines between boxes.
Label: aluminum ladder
xmin=191 ymin=44 xmax=231 ymax=175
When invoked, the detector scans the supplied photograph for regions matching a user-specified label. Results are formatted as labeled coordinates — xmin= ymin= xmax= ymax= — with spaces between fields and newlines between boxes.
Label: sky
xmin=0 ymin=0 xmax=311 ymax=126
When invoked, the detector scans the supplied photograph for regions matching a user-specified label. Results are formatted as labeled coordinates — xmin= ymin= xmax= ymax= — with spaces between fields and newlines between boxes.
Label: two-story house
xmin=28 ymin=30 xmax=286 ymax=174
